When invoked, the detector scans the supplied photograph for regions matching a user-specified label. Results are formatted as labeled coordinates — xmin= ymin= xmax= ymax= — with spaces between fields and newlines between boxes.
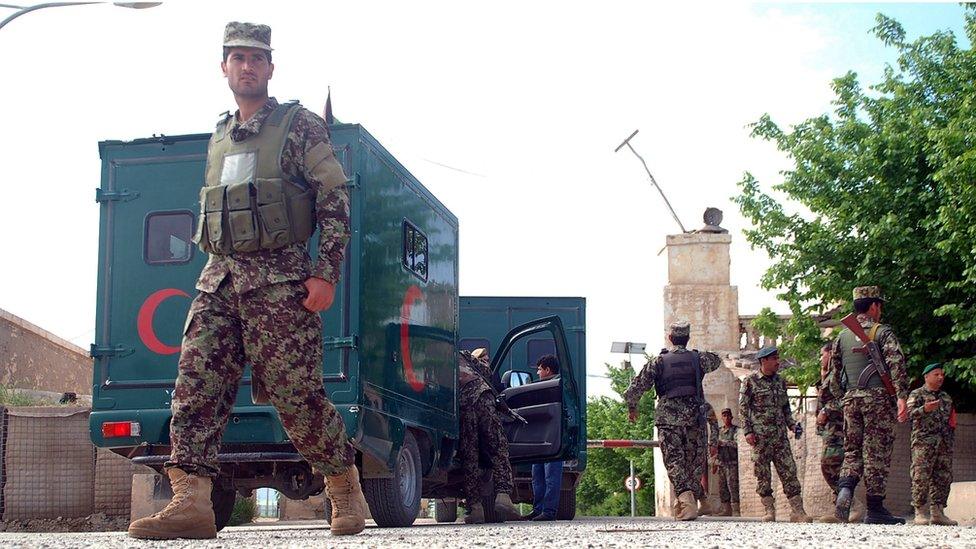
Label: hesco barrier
xmin=0 ymin=406 xmax=150 ymax=520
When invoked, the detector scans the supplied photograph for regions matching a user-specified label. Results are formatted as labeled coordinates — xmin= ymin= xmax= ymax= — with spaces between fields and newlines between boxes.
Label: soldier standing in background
xmin=128 ymin=21 xmax=366 ymax=539
xmin=698 ymin=403 xmax=721 ymax=516
xmin=815 ymin=343 xmax=865 ymax=523
xmin=715 ymin=408 xmax=740 ymax=516
xmin=826 ymin=286 xmax=909 ymax=525
xmin=457 ymin=350 xmax=520 ymax=524
xmin=739 ymin=346 xmax=811 ymax=523
xmin=908 ymin=363 xmax=957 ymax=526
xmin=625 ymin=321 xmax=721 ymax=521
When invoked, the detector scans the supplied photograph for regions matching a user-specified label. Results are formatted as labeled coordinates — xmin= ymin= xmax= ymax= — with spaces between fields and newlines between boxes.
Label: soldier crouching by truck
xmin=458 ymin=350 xmax=521 ymax=523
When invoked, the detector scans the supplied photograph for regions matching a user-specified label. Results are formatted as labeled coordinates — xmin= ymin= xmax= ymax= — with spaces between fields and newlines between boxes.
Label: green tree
xmin=577 ymin=360 xmax=656 ymax=516
xmin=734 ymin=11 xmax=976 ymax=397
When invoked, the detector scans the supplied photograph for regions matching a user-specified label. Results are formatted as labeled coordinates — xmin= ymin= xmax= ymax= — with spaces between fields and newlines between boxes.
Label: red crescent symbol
xmin=137 ymin=288 xmax=190 ymax=355
xmin=400 ymin=285 xmax=425 ymax=392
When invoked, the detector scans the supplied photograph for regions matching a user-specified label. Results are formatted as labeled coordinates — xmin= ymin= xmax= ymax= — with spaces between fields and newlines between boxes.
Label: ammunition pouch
xmin=194 ymin=178 xmax=314 ymax=255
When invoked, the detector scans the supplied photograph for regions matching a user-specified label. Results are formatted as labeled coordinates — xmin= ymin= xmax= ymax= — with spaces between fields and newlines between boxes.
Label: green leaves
xmin=735 ymin=11 xmax=976 ymax=397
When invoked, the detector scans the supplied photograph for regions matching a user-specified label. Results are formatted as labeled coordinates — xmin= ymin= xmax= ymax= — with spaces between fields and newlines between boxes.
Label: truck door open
xmin=489 ymin=316 xmax=581 ymax=463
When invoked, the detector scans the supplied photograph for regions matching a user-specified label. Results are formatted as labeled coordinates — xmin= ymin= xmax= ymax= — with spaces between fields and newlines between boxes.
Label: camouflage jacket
xmin=197 ymin=97 xmax=351 ymax=294
xmin=717 ymin=424 xmax=739 ymax=464
xmin=824 ymin=314 xmax=909 ymax=403
xmin=623 ymin=346 xmax=721 ymax=427
xmin=908 ymin=386 xmax=954 ymax=447
xmin=739 ymin=371 xmax=794 ymax=437
xmin=458 ymin=352 xmax=492 ymax=407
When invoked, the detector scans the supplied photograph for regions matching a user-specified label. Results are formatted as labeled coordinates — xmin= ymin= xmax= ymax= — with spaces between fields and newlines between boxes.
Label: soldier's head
xmin=667 ymin=321 xmax=690 ymax=347
xmin=756 ymin=346 xmax=779 ymax=375
xmin=536 ymin=354 xmax=559 ymax=380
xmin=221 ymin=22 xmax=275 ymax=101
xmin=852 ymin=286 xmax=884 ymax=321
xmin=721 ymin=408 xmax=733 ymax=427
xmin=819 ymin=342 xmax=831 ymax=376
xmin=923 ymin=363 xmax=945 ymax=391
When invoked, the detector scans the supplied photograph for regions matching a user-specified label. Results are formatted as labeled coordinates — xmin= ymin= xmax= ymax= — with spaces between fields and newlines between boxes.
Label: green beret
xmin=756 ymin=346 xmax=778 ymax=360
xmin=922 ymin=363 xmax=943 ymax=376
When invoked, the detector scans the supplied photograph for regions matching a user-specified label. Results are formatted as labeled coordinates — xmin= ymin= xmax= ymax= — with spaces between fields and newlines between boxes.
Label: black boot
xmin=834 ymin=476 xmax=858 ymax=522
xmin=864 ymin=495 xmax=905 ymax=525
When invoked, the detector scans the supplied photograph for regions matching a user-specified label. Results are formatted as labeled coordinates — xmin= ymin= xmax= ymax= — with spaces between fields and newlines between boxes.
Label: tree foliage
xmin=751 ymin=308 xmax=823 ymax=393
xmin=577 ymin=360 xmax=655 ymax=516
xmin=734 ymin=11 xmax=976 ymax=392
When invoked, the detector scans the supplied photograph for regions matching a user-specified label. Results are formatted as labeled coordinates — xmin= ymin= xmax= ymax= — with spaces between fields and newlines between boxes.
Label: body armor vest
xmin=194 ymin=101 xmax=315 ymax=255
xmin=654 ymin=349 xmax=702 ymax=398
xmin=838 ymin=326 xmax=884 ymax=390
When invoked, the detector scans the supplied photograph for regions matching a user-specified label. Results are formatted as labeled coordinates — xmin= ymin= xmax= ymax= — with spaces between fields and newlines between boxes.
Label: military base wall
xmin=0 ymin=308 xmax=92 ymax=397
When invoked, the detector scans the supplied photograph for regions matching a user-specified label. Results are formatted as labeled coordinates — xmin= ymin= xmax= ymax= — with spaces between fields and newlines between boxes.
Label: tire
xmin=433 ymin=499 xmax=458 ymax=523
xmin=211 ymin=486 xmax=237 ymax=531
xmin=323 ymin=496 xmax=333 ymax=525
xmin=363 ymin=431 xmax=422 ymax=527
xmin=482 ymin=494 xmax=501 ymax=523
xmin=555 ymin=489 xmax=576 ymax=521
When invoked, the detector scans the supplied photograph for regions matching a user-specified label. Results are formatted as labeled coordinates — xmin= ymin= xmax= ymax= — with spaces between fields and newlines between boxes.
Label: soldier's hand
xmin=302 ymin=277 xmax=336 ymax=312
xmin=897 ymin=398 xmax=908 ymax=423
xmin=816 ymin=410 xmax=828 ymax=427
xmin=745 ymin=433 xmax=756 ymax=446
xmin=628 ymin=408 xmax=639 ymax=423
xmin=924 ymin=399 xmax=940 ymax=413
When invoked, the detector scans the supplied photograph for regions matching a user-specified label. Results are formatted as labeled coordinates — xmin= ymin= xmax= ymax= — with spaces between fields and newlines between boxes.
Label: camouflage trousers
xmin=751 ymin=430 xmax=801 ymax=498
xmin=166 ymin=278 xmax=354 ymax=478
xmin=840 ymin=389 xmax=895 ymax=497
xmin=911 ymin=439 xmax=953 ymax=507
xmin=658 ymin=424 xmax=706 ymax=499
xmin=459 ymin=383 xmax=513 ymax=504
xmin=717 ymin=462 xmax=739 ymax=504
xmin=819 ymin=414 xmax=845 ymax=494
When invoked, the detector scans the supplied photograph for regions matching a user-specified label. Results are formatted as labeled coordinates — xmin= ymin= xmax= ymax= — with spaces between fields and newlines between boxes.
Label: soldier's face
xmin=760 ymin=355 xmax=780 ymax=375
xmin=722 ymin=413 xmax=732 ymax=427
xmin=925 ymin=368 xmax=945 ymax=390
xmin=222 ymin=47 xmax=274 ymax=99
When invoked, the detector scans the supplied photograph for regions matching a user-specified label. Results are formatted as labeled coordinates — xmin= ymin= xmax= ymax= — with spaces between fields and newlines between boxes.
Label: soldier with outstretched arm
xmin=625 ymin=321 xmax=721 ymax=521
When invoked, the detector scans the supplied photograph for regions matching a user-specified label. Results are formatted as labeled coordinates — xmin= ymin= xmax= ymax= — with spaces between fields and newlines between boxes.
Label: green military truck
xmin=90 ymin=119 xmax=585 ymax=529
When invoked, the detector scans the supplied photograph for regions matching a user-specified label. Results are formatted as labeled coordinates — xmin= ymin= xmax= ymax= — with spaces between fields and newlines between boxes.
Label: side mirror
xmin=502 ymin=371 xmax=533 ymax=388
xmin=501 ymin=370 xmax=513 ymax=387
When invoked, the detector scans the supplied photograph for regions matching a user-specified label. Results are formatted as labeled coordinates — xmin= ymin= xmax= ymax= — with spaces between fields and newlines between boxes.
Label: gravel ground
xmin=0 ymin=516 xmax=974 ymax=548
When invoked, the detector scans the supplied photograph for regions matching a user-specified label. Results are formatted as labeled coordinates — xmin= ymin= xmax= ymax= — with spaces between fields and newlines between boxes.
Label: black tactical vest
xmin=654 ymin=349 xmax=702 ymax=398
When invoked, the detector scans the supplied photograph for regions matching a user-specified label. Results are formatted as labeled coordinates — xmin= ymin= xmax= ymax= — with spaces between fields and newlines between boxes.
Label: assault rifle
xmin=839 ymin=314 xmax=896 ymax=397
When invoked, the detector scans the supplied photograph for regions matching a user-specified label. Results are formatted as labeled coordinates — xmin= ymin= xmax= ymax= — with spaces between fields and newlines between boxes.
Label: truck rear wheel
xmin=212 ymin=486 xmax=237 ymax=531
xmin=433 ymin=499 xmax=458 ymax=523
xmin=364 ymin=431 xmax=422 ymax=527
xmin=556 ymin=488 xmax=576 ymax=520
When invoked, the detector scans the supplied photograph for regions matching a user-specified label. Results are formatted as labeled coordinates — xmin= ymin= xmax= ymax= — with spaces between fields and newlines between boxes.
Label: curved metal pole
xmin=0 ymin=2 xmax=102 ymax=32
xmin=614 ymin=129 xmax=688 ymax=233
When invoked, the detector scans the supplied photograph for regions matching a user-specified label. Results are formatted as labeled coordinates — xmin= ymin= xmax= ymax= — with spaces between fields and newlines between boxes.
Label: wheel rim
xmin=397 ymin=445 xmax=418 ymax=507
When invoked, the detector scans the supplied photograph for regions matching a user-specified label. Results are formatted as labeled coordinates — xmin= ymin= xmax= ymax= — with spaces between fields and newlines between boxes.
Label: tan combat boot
xmin=494 ymin=493 xmax=521 ymax=521
xmin=761 ymin=496 xmax=776 ymax=522
xmin=717 ymin=502 xmax=732 ymax=516
xmin=788 ymin=495 xmax=812 ymax=523
xmin=128 ymin=468 xmax=217 ymax=540
xmin=697 ymin=497 xmax=717 ymax=516
xmin=930 ymin=505 xmax=958 ymax=526
xmin=325 ymin=465 xmax=367 ymax=535
xmin=731 ymin=503 xmax=741 ymax=517
xmin=849 ymin=494 xmax=866 ymax=523
xmin=914 ymin=506 xmax=931 ymax=525
xmin=465 ymin=502 xmax=485 ymax=524
xmin=675 ymin=491 xmax=699 ymax=521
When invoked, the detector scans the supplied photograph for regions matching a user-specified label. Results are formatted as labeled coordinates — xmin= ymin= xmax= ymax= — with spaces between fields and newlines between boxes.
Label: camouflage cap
xmin=756 ymin=346 xmax=778 ymax=360
xmin=471 ymin=348 xmax=489 ymax=361
xmin=223 ymin=21 xmax=272 ymax=52
xmin=721 ymin=408 xmax=732 ymax=415
xmin=669 ymin=321 xmax=690 ymax=338
xmin=852 ymin=286 xmax=885 ymax=302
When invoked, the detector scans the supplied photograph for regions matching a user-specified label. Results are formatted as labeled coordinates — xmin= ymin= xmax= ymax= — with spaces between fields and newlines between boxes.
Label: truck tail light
xmin=102 ymin=421 xmax=141 ymax=438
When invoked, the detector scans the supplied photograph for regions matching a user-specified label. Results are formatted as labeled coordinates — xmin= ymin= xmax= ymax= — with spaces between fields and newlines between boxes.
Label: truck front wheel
xmin=363 ymin=431 xmax=422 ymax=527
xmin=556 ymin=488 xmax=577 ymax=520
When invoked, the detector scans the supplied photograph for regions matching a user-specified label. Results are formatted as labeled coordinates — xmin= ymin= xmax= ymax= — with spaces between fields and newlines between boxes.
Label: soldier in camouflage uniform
xmin=697 ymin=402 xmax=721 ymax=516
xmin=825 ymin=286 xmax=909 ymax=525
xmin=908 ymin=363 xmax=957 ymax=526
xmin=129 ymin=22 xmax=366 ymax=540
xmin=625 ymin=321 xmax=721 ymax=521
xmin=715 ymin=408 xmax=740 ymax=516
xmin=739 ymin=346 xmax=811 ymax=523
xmin=457 ymin=350 xmax=520 ymax=524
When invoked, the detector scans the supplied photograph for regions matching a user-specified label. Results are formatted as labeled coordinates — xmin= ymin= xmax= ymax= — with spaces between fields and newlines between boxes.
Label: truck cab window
xmin=145 ymin=211 xmax=194 ymax=265
xmin=402 ymin=220 xmax=428 ymax=281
